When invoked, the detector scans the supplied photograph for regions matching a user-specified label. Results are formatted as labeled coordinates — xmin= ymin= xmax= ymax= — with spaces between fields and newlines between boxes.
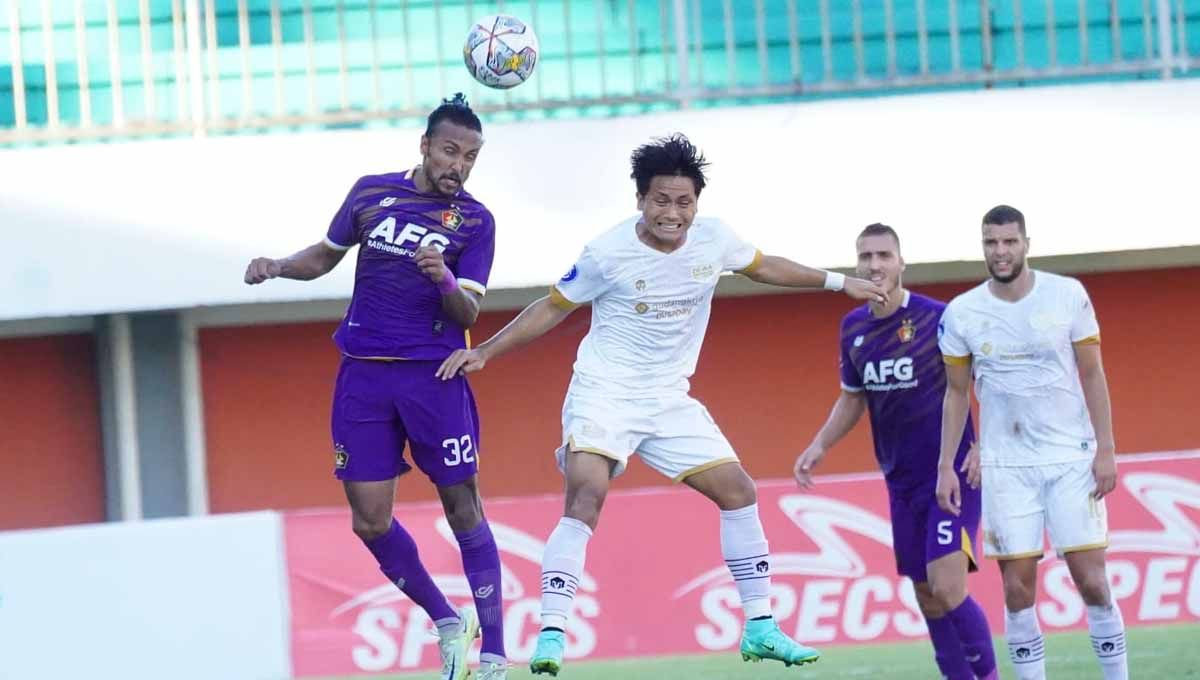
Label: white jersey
xmin=938 ymin=270 xmax=1101 ymax=467
xmin=551 ymin=215 xmax=759 ymax=397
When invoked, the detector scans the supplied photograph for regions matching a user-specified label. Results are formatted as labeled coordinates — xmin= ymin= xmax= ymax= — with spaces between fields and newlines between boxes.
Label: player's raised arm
xmin=244 ymin=240 xmax=348 ymax=284
xmin=795 ymin=390 xmax=867 ymax=488
xmin=741 ymin=255 xmax=887 ymax=304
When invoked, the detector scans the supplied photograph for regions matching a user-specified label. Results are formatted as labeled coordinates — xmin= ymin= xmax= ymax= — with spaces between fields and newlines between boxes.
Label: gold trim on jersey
xmin=565 ymin=436 xmax=624 ymax=463
xmin=549 ymin=286 xmax=582 ymax=311
xmin=961 ymin=527 xmax=979 ymax=572
xmin=736 ymin=250 xmax=763 ymax=275
xmin=1060 ymin=539 xmax=1110 ymax=554
xmin=672 ymin=457 xmax=740 ymax=483
xmin=990 ymin=549 xmax=1045 ymax=561
xmin=943 ymin=354 xmax=971 ymax=366
xmin=1072 ymin=334 xmax=1101 ymax=346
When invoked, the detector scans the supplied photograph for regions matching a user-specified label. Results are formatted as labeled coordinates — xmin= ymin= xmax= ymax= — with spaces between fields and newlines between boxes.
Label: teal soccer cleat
xmin=739 ymin=618 xmax=821 ymax=668
xmin=529 ymin=629 xmax=566 ymax=676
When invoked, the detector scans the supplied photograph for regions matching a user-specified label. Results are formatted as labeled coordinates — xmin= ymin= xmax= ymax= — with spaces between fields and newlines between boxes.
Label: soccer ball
xmin=463 ymin=15 xmax=539 ymax=90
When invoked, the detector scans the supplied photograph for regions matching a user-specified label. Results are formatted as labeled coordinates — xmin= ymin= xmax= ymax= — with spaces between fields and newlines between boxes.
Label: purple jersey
xmin=325 ymin=170 xmax=496 ymax=360
xmin=839 ymin=291 xmax=975 ymax=493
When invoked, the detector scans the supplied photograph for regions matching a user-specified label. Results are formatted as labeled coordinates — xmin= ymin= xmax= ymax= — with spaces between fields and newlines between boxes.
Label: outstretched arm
xmin=743 ymin=255 xmax=887 ymax=304
xmin=244 ymin=241 xmax=348 ymax=283
xmin=794 ymin=390 xmax=867 ymax=488
xmin=436 ymin=295 xmax=576 ymax=379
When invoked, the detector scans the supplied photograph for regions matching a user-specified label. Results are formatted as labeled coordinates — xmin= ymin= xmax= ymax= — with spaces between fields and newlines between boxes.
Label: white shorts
xmin=981 ymin=460 xmax=1109 ymax=560
xmin=556 ymin=391 xmax=739 ymax=481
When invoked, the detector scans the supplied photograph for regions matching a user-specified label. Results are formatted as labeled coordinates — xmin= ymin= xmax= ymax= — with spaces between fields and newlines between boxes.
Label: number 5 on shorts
xmin=442 ymin=435 xmax=476 ymax=466
xmin=937 ymin=520 xmax=954 ymax=545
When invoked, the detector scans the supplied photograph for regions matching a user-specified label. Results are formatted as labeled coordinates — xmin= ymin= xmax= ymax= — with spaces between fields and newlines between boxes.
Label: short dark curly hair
xmin=630 ymin=133 xmax=710 ymax=197
xmin=425 ymin=92 xmax=482 ymax=138
xmin=982 ymin=204 xmax=1026 ymax=236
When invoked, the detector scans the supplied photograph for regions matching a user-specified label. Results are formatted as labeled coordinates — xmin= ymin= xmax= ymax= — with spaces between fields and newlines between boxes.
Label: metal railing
xmin=2 ymin=0 xmax=1196 ymax=145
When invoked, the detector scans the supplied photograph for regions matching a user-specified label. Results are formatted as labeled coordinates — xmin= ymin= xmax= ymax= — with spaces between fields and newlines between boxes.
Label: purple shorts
xmin=888 ymin=472 xmax=981 ymax=582
xmin=330 ymin=357 xmax=480 ymax=486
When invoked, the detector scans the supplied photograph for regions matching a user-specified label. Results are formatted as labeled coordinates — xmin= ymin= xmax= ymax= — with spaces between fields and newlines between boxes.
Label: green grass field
xmin=323 ymin=623 xmax=1198 ymax=679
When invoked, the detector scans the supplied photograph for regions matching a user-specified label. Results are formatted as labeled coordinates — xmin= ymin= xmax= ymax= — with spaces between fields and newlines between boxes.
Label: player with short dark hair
xmin=243 ymin=94 xmax=508 ymax=680
xmin=938 ymin=205 xmax=1127 ymax=680
xmin=438 ymin=133 xmax=888 ymax=676
xmin=795 ymin=223 xmax=997 ymax=680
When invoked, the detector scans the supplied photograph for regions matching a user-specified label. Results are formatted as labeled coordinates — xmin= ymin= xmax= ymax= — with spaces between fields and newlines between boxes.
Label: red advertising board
xmin=286 ymin=452 xmax=1200 ymax=676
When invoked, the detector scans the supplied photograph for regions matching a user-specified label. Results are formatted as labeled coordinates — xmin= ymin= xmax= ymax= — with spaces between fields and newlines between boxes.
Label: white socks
xmin=1005 ymin=607 xmax=1046 ymax=680
xmin=540 ymin=517 xmax=592 ymax=631
xmin=720 ymin=504 xmax=772 ymax=620
xmin=1087 ymin=604 xmax=1128 ymax=679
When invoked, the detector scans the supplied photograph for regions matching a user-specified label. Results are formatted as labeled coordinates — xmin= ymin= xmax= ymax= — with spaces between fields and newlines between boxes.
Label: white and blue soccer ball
xmin=463 ymin=14 xmax=539 ymax=90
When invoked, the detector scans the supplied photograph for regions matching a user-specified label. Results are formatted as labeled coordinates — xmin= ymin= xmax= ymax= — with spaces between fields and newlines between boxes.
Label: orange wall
xmin=0 ymin=334 xmax=106 ymax=530
xmin=199 ymin=267 xmax=1200 ymax=513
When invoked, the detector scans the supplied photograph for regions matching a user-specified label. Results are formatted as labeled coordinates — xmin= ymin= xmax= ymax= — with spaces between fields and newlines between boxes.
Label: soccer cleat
xmin=739 ymin=618 xmax=821 ymax=667
xmin=476 ymin=660 xmax=510 ymax=680
xmin=529 ymin=629 xmax=566 ymax=676
xmin=438 ymin=606 xmax=480 ymax=680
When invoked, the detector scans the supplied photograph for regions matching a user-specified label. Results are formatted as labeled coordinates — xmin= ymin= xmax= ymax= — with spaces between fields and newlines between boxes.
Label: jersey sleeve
xmin=718 ymin=220 xmax=762 ymax=274
xmin=550 ymin=246 xmax=609 ymax=310
xmin=324 ymin=178 xmax=363 ymax=250
xmin=1069 ymin=279 xmax=1101 ymax=344
xmin=454 ymin=210 xmax=496 ymax=297
xmin=839 ymin=333 xmax=864 ymax=392
xmin=938 ymin=304 xmax=971 ymax=365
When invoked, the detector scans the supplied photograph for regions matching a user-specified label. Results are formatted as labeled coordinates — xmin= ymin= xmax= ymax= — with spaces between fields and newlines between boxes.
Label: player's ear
xmin=636 ymin=192 xmax=645 ymax=210
xmin=419 ymin=134 xmax=430 ymax=158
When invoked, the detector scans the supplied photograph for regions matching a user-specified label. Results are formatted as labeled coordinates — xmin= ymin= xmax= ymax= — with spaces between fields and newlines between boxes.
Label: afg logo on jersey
xmin=862 ymin=357 xmax=917 ymax=391
xmin=367 ymin=217 xmax=450 ymax=256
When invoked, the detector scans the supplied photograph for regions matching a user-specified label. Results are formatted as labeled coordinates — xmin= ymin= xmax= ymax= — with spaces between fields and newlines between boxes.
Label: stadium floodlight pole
xmin=672 ymin=0 xmax=692 ymax=108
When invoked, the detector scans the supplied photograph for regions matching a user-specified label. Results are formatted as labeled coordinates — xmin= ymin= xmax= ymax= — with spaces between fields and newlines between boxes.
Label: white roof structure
xmin=3 ymin=79 xmax=1198 ymax=322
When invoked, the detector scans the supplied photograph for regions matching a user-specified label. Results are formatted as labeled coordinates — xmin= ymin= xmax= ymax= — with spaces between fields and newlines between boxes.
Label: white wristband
xmin=823 ymin=271 xmax=845 ymax=292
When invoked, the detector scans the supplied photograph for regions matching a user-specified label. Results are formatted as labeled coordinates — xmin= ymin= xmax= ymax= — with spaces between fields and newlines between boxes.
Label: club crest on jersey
xmin=441 ymin=208 xmax=463 ymax=231
xmin=898 ymin=318 xmax=916 ymax=343
xmin=635 ymin=302 xmax=649 ymax=314
xmin=635 ymin=279 xmax=647 ymax=292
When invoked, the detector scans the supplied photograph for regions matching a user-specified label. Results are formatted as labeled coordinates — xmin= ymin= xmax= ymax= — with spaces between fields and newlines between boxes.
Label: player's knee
xmin=443 ymin=502 xmax=484 ymax=534
xmin=913 ymin=586 xmax=946 ymax=619
xmin=352 ymin=516 xmax=392 ymax=542
xmin=1075 ymin=569 xmax=1112 ymax=606
xmin=1002 ymin=580 xmax=1036 ymax=611
xmin=929 ymin=578 xmax=967 ymax=611
xmin=564 ymin=485 xmax=606 ymax=529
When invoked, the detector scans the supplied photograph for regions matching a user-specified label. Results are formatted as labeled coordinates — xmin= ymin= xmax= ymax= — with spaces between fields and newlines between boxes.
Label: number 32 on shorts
xmin=442 ymin=435 xmax=476 ymax=466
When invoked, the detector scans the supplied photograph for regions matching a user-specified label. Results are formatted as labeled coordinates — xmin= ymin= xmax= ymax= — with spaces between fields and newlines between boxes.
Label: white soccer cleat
xmin=476 ymin=660 xmax=510 ymax=680
xmin=438 ymin=606 xmax=481 ymax=680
